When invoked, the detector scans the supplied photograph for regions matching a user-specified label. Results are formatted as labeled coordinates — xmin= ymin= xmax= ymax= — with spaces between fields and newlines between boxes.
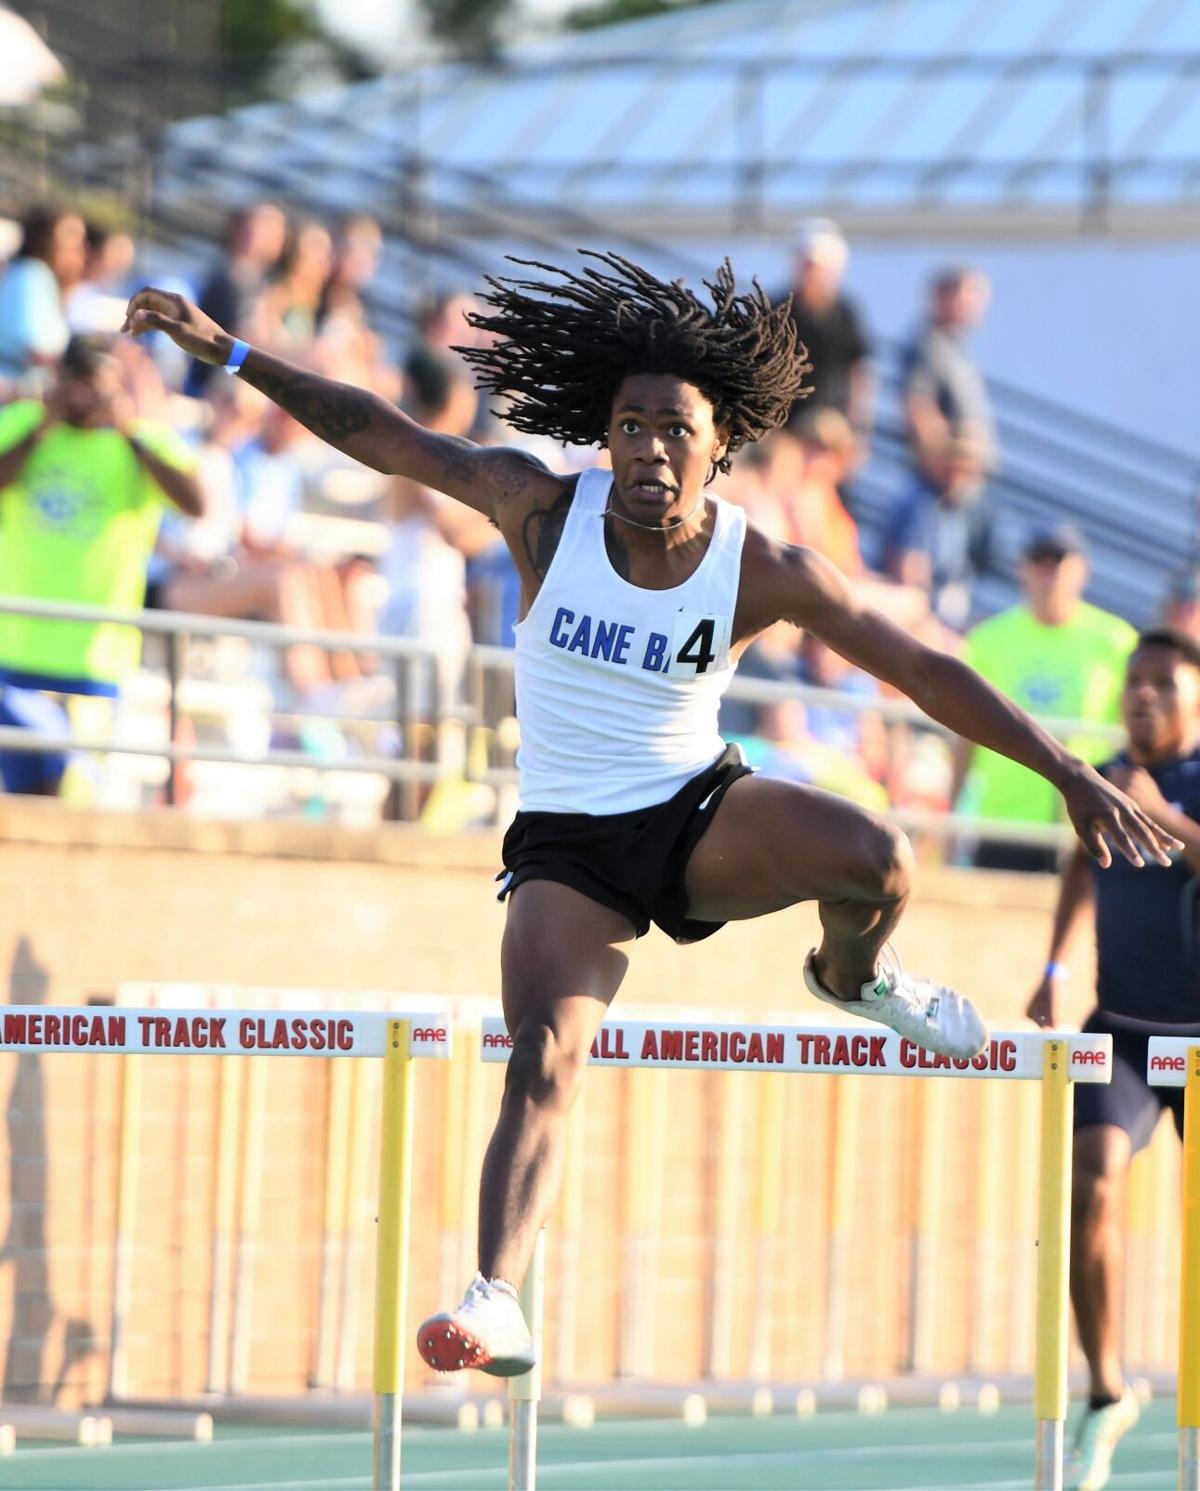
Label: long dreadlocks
xmin=458 ymin=251 xmax=812 ymax=475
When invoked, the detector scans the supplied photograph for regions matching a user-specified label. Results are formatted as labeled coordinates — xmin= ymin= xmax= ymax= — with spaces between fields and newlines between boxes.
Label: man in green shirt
xmin=952 ymin=523 xmax=1136 ymax=870
xmin=0 ymin=335 xmax=203 ymax=793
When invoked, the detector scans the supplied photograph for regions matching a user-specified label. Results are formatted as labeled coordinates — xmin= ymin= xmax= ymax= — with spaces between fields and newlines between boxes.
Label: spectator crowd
xmin=0 ymin=201 xmax=1189 ymax=859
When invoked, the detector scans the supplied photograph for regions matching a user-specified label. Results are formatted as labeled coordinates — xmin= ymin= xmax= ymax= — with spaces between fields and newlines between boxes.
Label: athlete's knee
xmin=504 ymin=1018 xmax=587 ymax=1113
xmin=851 ymin=819 xmax=913 ymax=901
xmin=1072 ymin=1155 xmax=1121 ymax=1230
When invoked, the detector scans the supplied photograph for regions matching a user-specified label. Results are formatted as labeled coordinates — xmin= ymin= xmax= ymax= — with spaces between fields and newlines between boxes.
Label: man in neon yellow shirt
xmin=0 ymin=336 xmax=203 ymax=793
xmin=952 ymin=523 xmax=1136 ymax=870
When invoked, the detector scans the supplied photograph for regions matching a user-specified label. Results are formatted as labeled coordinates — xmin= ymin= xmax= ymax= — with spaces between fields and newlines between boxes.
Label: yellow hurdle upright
xmin=373 ymin=1019 xmax=416 ymax=1491
xmin=1179 ymin=1047 xmax=1200 ymax=1491
xmin=1034 ymin=1039 xmax=1074 ymax=1491
xmin=1147 ymin=1034 xmax=1200 ymax=1491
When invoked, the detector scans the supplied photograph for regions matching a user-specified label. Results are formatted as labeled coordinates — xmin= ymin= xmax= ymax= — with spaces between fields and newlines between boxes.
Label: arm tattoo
xmin=241 ymin=367 xmax=373 ymax=444
xmin=522 ymin=488 xmax=574 ymax=580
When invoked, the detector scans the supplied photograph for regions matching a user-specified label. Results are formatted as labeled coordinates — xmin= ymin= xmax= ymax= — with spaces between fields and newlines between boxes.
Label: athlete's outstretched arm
xmin=122 ymin=288 xmax=562 ymax=519
xmin=752 ymin=540 xmax=1181 ymax=869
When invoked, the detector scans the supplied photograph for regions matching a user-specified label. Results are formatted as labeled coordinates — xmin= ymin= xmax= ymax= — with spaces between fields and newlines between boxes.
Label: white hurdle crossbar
xmin=0 ymin=1003 xmax=450 ymax=1491
xmin=481 ymin=1014 xmax=1114 ymax=1491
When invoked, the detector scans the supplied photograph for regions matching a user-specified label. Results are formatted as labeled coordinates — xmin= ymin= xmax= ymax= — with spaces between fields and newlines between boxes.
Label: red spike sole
xmin=416 ymin=1318 xmax=491 ymax=1373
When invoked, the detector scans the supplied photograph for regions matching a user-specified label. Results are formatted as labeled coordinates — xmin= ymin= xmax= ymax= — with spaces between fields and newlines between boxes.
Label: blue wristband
xmin=1045 ymin=961 xmax=1068 ymax=979
xmin=222 ymin=338 xmax=250 ymax=376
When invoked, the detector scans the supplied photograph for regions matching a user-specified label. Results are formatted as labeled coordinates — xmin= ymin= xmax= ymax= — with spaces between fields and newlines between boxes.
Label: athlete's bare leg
xmin=684 ymin=775 xmax=912 ymax=999
xmin=1071 ymin=1124 xmax=1131 ymax=1403
xmin=479 ymin=880 xmax=635 ymax=1285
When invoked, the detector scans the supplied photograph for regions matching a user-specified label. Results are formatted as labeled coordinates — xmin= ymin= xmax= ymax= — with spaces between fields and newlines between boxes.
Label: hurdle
xmin=481 ymin=1014 xmax=1113 ymax=1491
xmin=1147 ymin=1036 xmax=1200 ymax=1491
xmin=0 ymin=1003 xmax=450 ymax=1491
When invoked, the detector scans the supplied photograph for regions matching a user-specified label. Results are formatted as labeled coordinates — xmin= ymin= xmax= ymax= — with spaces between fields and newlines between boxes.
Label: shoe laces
xmin=874 ymin=943 xmax=916 ymax=1006
xmin=459 ymin=1273 xmax=491 ymax=1313
xmin=878 ymin=942 xmax=905 ymax=986
xmin=460 ymin=1273 xmax=519 ymax=1313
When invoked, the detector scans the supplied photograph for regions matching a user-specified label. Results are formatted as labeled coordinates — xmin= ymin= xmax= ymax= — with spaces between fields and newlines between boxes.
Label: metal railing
xmin=0 ymin=594 xmax=1122 ymax=853
xmin=0 ymin=596 xmax=446 ymax=814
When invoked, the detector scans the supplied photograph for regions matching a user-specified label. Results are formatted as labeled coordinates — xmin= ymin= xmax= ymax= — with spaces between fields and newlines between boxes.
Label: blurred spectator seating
xmin=155 ymin=385 xmax=384 ymax=707
xmin=250 ymin=218 xmax=333 ymax=354
xmin=883 ymin=428 xmax=994 ymax=631
xmin=0 ymin=207 xmax=87 ymax=394
xmin=901 ymin=267 xmax=997 ymax=478
xmin=314 ymin=214 xmax=398 ymax=400
xmin=718 ymin=622 xmax=888 ymax=810
xmin=1161 ymin=566 xmax=1200 ymax=639
xmin=775 ymin=218 xmax=874 ymax=449
xmin=770 ymin=409 xmax=865 ymax=575
xmin=379 ymin=346 xmax=494 ymax=714
xmin=185 ymin=202 xmax=287 ymax=397
xmin=67 ymin=221 xmax=136 ymax=336
xmin=415 ymin=289 xmax=489 ymax=364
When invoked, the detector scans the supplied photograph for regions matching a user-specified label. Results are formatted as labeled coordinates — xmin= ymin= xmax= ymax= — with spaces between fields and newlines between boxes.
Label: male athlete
xmin=1028 ymin=627 xmax=1200 ymax=1490
xmin=124 ymin=255 xmax=1176 ymax=1378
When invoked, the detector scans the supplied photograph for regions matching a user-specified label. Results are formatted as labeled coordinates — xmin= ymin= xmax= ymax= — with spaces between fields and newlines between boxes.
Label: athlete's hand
xmin=1061 ymin=760 xmax=1181 ymax=869
xmin=1025 ymin=972 xmax=1060 ymax=1028
xmin=1103 ymin=762 xmax=1172 ymax=824
xmin=122 ymin=288 xmax=233 ymax=367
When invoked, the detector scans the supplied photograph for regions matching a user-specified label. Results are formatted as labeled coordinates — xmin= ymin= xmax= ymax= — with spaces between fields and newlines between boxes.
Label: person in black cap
xmin=951 ymin=522 xmax=1138 ymax=871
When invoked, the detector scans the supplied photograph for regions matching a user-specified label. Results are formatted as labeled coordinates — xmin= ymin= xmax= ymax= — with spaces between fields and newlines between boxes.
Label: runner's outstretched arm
xmin=753 ymin=540 xmax=1182 ymax=869
xmin=122 ymin=287 xmax=562 ymax=520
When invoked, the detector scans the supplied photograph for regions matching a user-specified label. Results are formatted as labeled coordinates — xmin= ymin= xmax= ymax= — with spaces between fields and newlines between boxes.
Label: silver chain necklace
xmin=604 ymin=488 xmax=707 ymax=533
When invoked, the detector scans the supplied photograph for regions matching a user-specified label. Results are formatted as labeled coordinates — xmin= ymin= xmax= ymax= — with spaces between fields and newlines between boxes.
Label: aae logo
xmin=1149 ymin=1054 xmax=1186 ymax=1073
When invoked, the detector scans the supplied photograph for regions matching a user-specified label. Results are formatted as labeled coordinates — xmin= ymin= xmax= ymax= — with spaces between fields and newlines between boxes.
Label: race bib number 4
xmin=670 ymin=610 xmax=730 ymax=677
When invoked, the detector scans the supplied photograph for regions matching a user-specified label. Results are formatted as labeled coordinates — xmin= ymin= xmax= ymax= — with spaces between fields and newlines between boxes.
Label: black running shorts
xmin=1073 ymin=1009 xmax=1186 ymax=1152
xmin=497 ymin=744 xmax=753 ymax=943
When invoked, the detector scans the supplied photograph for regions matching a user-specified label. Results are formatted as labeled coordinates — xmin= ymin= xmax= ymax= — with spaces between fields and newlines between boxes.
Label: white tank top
xmin=513 ymin=467 xmax=746 ymax=814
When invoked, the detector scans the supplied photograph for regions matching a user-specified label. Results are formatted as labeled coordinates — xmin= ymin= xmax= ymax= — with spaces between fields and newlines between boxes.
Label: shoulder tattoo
xmin=484 ymin=450 xmax=545 ymax=507
xmin=436 ymin=444 xmax=547 ymax=511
